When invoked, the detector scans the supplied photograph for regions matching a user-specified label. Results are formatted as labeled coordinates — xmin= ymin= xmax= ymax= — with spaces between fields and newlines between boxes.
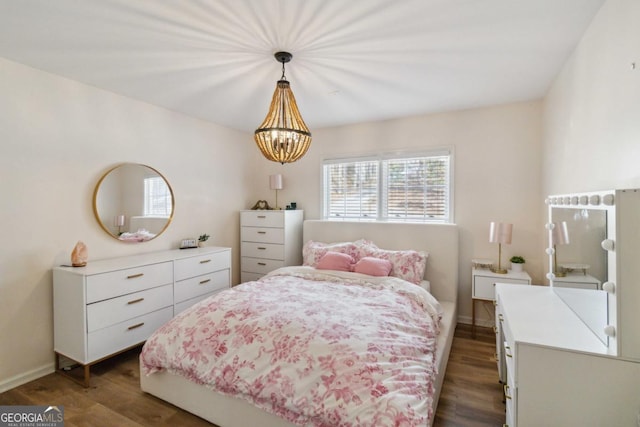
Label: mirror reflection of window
xmin=144 ymin=176 xmax=172 ymax=217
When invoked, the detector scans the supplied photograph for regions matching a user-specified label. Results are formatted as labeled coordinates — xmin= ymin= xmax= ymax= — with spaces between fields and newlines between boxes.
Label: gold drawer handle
xmin=200 ymin=259 xmax=211 ymax=264
xmin=127 ymin=322 xmax=145 ymax=331
xmin=199 ymin=279 xmax=211 ymax=285
xmin=127 ymin=298 xmax=144 ymax=305
xmin=503 ymin=384 xmax=512 ymax=400
xmin=257 ymin=247 xmax=266 ymax=250
xmin=258 ymin=262 xmax=267 ymax=266
xmin=127 ymin=273 xmax=144 ymax=279
xmin=257 ymin=231 xmax=266 ymax=234
xmin=505 ymin=345 xmax=513 ymax=358
xmin=257 ymin=215 xmax=266 ymax=218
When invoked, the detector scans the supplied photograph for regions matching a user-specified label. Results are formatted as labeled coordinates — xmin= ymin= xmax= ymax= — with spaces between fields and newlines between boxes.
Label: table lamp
xmin=269 ymin=174 xmax=283 ymax=210
xmin=489 ymin=222 xmax=513 ymax=274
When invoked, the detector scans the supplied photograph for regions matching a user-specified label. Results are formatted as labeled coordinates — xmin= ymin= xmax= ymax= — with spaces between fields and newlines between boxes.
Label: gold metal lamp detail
xmin=254 ymin=52 xmax=312 ymax=164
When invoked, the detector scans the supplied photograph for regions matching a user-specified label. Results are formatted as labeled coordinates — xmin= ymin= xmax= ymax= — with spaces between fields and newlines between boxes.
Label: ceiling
xmin=0 ymin=0 xmax=604 ymax=132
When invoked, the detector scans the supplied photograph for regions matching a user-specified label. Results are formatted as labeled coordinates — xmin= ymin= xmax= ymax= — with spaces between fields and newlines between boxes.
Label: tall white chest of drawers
xmin=53 ymin=247 xmax=231 ymax=386
xmin=240 ymin=210 xmax=303 ymax=283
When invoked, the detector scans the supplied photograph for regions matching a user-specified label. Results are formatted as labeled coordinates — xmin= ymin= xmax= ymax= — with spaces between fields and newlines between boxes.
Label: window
xmin=323 ymin=150 xmax=452 ymax=223
xmin=144 ymin=176 xmax=172 ymax=217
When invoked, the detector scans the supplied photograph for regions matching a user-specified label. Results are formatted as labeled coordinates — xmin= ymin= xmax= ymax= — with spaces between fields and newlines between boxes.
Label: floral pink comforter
xmin=141 ymin=266 xmax=442 ymax=426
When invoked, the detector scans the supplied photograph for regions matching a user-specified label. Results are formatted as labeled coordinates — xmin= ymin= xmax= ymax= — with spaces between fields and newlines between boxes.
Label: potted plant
xmin=198 ymin=234 xmax=210 ymax=247
xmin=510 ymin=255 xmax=525 ymax=272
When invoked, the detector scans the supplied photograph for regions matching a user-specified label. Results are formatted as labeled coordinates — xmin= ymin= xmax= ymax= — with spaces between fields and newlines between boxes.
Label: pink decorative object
xmin=71 ymin=241 xmax=88 ymax=267
xmin=360 ymin=244 xmax=429 ymax=285
xmin=353 ymin=257 xmax=392 ymax=276
xmin=316 ymin=251 xmax=354 ymax=272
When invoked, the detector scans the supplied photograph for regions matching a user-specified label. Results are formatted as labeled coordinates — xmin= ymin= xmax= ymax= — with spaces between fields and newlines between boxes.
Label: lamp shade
xmin=553 ymin=221 xmax=570 ymax=245
xmin=114 ymin=215 xmax=125 ymax=227
xmin=269 ymin=174 xmax=283 ymax=190
xmin=489 ymin=222 xmax=513 ymax=244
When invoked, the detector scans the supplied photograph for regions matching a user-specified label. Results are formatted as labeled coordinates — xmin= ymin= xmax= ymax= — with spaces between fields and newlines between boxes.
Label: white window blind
xmin=324 ymin=160 xmax=379 ymax=220
xmin=144 ymin=176 xmax=172 ymax=217
xmin=323 ymin=151 xmax=452 ymax=223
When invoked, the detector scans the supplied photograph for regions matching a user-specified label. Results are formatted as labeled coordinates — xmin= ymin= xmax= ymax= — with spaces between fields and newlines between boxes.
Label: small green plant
xmin=198 ymin=234 xmax=210 ymax=242
xmin=510 ymin=255 xmax=525 ymax=264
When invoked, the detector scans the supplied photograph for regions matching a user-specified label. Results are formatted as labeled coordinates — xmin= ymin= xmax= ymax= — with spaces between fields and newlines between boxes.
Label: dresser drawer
xmin=241 ymin=257 xmax=284 ymax=275
xmin=174 ymin=269 xmax=229 ymax=304
xmin=241 ymin=226 xmax=284 ymax=244
xmin=241 ymin=211 xmax=284 ymax=228
xmin=241 ymin=241 xmax=284 ymax=260
xmin=174 ymin=290 xmax=225 ymax=316
xmin=87 ymin=284 xmax=173 ymax=332
xmin=174 ymin=250 xmax=230 ymax=281
xmin=87 ymin=306 xmax=173 ymax=361
xmin=474 ymin=276 xmax=529 ymax=300
xmin=86 ymin=262 xmax=173 ymax=303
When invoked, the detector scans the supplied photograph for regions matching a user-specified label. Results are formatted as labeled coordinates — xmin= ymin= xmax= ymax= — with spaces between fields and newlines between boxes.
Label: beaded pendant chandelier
xmin=254 ymin=52 xmax=312 ymax=164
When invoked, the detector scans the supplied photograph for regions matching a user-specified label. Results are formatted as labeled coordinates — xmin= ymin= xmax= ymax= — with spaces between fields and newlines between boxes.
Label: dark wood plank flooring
xmin=0 ymin=324 xmax=504 ymax=426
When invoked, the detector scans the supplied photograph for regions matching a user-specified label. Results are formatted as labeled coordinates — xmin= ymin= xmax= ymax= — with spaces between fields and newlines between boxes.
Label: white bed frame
xmin=141 ymin=220 xmax=459 ymax=426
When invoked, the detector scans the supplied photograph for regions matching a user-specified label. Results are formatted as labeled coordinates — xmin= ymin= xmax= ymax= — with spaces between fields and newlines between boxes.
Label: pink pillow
xmin=302 ymin=241 xmax=358 ymax=266
xmin=360 ymin=244 xmax=428 ymax=285
xmin=316 ymin=251 xmax=355 ymax=272
xmin=353 ymin=257 xmax=392 ymax=277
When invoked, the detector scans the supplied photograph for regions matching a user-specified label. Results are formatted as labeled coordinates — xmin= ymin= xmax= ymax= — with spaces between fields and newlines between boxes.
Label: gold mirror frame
xmin=93 ymin=163 xmax=174 ymax=242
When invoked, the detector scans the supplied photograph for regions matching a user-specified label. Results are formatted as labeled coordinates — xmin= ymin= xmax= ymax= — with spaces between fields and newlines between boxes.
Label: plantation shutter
xmin=144 ymin=176 xmax=172 ymax=217
xmin=323 ymin=159 xmax=379 ymax=220
xmin=381 ymin=155 xmax=450 ymax=221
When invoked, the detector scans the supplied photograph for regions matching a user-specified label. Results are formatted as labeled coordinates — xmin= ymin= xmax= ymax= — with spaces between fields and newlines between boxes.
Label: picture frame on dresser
xmin=52 ymin=247 xmax=231 ymax=387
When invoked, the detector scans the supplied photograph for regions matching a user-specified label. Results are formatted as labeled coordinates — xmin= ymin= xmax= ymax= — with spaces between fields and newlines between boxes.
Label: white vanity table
xmin=495 ymin=284 xmax=640 ymax=426
xmin=495 ymin=189 xmax=640 ymax=426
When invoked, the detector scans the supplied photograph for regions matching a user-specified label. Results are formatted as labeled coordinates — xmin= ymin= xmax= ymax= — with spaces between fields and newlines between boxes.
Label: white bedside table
xmin=552 ymin=273 xmax=600 ymax=290
xmin=472 ymin=267 xmax=531 ymax=334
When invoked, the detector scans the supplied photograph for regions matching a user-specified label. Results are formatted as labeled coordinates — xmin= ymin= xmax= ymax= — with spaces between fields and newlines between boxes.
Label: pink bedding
xmin=141 ymin=266 xmax=442 ymax=426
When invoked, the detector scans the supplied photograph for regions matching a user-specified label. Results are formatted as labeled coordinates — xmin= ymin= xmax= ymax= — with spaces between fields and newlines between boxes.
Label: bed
xmin=140 ymin=220 xmax=458 ymax=426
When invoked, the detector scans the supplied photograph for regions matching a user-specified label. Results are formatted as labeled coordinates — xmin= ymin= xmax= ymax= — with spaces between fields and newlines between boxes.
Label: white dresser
xmin=53 ymin=247 xmax=231 ymax=386
xmin=240 ymin=210 xmax=303 ymax=282
xmin=495 ymin=284 xmax=640 ymax=426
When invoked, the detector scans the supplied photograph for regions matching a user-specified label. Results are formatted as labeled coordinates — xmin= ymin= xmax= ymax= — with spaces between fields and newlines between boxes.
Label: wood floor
xmin=0 ymin=324 xmax=505 ymax=426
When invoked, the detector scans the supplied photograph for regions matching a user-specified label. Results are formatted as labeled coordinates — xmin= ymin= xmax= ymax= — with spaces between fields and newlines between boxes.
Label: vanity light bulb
xmin=602 ymin=282 xmax=616 ymax=293
xmin=603 ymin=325 xmax=616 ymax=337
xmin=601 ymin=239 xmax=615 ymax=251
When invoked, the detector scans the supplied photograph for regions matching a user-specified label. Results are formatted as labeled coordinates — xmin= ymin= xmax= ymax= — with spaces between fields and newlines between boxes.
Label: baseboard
xmin=0 ymin=362 xmax=55 ymax=393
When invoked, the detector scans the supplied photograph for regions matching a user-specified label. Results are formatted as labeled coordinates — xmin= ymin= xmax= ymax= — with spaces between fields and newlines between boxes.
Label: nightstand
xmin=472 ymin=268 xmax=531 ymax=334
xmin=552 ymin=273 xmax=600 ymax=290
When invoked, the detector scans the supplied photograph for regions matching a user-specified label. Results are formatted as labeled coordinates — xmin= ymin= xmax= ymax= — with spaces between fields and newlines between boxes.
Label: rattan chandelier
xmin=254 ymin=52 xmax=312 ymax=164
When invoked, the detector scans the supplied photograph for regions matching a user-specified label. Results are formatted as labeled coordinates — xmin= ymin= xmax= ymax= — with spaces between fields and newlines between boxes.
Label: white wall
xmin=249 ymin=101 xmax=544 ymax=325
xmin=543 ymin=0 xmax=640 ymax=195
xmin=0 ymin=57 xmax=253 ymax=390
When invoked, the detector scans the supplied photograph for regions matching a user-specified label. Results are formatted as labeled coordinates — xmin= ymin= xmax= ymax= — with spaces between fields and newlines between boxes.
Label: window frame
xmin=322 ymin=148 xmax=454 ymax=223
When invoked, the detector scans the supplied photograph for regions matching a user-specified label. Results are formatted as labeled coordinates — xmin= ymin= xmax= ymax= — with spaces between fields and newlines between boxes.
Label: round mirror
xmin=93 ymin=163 xmax=174 ymax=242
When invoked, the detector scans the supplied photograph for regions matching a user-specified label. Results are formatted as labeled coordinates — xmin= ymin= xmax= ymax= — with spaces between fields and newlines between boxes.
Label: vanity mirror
xmin=547 ymin=189 xmax=640 ymax=359
xmin=548 ymin=201 xmax=609 ymax=344
xmin=93 ymin=163 xmax=174 ymax=242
